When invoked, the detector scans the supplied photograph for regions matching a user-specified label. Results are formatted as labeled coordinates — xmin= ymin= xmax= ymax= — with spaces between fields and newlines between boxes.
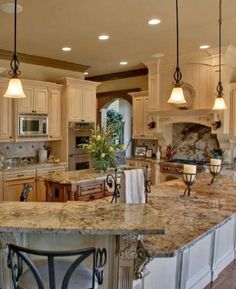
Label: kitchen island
xmin=44 ymin=169 xmax=114 ymax=201
xmin=0 ymin=172 xmax=236 ymax=289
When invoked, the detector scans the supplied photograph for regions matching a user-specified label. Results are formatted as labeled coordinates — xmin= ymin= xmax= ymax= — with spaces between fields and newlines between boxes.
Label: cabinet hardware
xmin=9 ymin=136 xmax=12 ymax=139
xmin=49 ymin=170 xmax=55 ymax=173
xmin=17 ymin=174 xmax=24 ymax=177
xmin=90 ymin=195 xmax=95 ymax=200
xmin=81 ymin=119 xmax=85 ymax=122
xmin=32 ymin=110 xmax=36 ymax=113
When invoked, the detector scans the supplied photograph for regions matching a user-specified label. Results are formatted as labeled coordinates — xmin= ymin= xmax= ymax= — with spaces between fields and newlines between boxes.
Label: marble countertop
xmin=126 ymin=156 xmax=160 ymax=164
xmin=0 ymin=201 xmax=165 ymax=236
xmin=142 ymin=171 xmax=236 ymax=257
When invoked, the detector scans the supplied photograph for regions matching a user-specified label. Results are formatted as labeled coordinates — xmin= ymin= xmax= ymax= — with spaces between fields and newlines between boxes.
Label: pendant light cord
xmin=217 ymin=0 xmax=223 ymax=95
xmin=9 ymin=0 xmax=20 ymax=77
xmin=173 ymin=0 xmax=182 ymax=85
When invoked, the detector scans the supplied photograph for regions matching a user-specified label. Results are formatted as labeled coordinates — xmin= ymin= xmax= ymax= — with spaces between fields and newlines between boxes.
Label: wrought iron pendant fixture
xmin=212 ymin=0 xmax=227 ymax=110
xmin=4 ymin=0 xmax=26 ymax=98
xmin=167 ymin=0 xmax=186 ymax=104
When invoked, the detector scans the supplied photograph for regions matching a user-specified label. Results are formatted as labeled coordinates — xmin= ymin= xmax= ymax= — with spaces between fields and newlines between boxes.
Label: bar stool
xmin=7 ymin=243 xmax=107 ymax=289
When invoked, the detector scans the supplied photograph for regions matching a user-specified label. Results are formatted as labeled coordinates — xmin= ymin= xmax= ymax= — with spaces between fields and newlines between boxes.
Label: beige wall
xmin=97 ymin=75 xmax=148 ymax=93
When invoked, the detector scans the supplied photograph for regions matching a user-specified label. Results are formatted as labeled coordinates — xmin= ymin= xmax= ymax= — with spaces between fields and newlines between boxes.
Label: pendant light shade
xmin=212 ymin=0 xmax=227 ymax=110
xmin=4 ymin=77 xmax=26 ymax=98
xmin=167 ymin=0 xmax=186 ymax=104
xmin=168 ymin=86 xmax=186 ymax=104
xmin=4 ymin=0 xmax=25 ymax=98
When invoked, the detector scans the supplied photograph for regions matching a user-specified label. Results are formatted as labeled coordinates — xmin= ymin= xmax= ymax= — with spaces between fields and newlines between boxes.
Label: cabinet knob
xmin=9 ymin=136 xmax=12 ymax=139
xmin=50 ymin=135 xmax=52 ymax=138
xmin=81 ymin=119 xmax=85 ymax=122
xmin=32 ymin=110 xmax=36 ymax=113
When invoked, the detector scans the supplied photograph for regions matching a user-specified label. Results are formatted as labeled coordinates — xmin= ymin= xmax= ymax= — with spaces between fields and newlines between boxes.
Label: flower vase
xmin=93 ymin=160 xmax=109 ymax=173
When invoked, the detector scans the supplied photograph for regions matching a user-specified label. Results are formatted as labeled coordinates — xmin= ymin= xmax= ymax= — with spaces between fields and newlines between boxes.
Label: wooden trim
xmin=86 ymin=68 xmax=148 ymax=82
xmin=97 ymin=88 xmax=141 ymax=98
xmin=0 ymin=49 xmax=89 ymax=72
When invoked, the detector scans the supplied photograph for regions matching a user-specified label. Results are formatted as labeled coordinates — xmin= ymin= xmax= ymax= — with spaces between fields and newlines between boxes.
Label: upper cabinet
xmin=17 ymin=84 xmax=48 ymax=114
xmin=0 ymin=84 xmax=13 ymax=142
xmin=48 ymin=87 xmax=61 ymax=140
xmin=129 ymin=91 xmax=154 ymax=139
xmin=58 ymin=77 xmax=100 ymax=123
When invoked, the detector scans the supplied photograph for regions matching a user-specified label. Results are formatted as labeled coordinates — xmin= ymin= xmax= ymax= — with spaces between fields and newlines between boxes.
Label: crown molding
xmin=0 ymin=49 xmax=89 ymax=72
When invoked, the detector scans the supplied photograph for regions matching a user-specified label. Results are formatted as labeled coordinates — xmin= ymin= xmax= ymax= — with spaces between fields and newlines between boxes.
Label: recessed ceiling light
xmin=200 ymin=45 xmax=210 ymax=50
xmin=0 ymin=3 xmax=23 ymax=13
xmin=148 ymin=19 xmax=161 ymax=25
xmin=84 ymin=72 xmax=88 ymax=75
xmin=120 ymin=61 xmax=128 ymax=65
xmin=152 ymin=53 xmax=165 ymax=58
xmin=62 ymin=47 xmax=71 ymax=52
xmin=98 ymin=35 xmax=110 ymax=40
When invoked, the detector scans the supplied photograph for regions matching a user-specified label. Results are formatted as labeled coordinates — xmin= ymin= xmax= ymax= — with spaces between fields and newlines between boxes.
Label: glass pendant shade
xmin=4 ymin=77 xmax=26 ymax=98
xmin=212 ymin=96 xmax=227 ymax=110
xmin=168 ymin=86 xmax=186 ymax=104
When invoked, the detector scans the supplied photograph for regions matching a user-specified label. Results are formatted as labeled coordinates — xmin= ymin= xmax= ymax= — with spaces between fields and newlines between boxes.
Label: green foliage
xmin=83 ymin=125 xmax=118 ymax=171
xmin=106 ymin=109 xmax=123 ymax=144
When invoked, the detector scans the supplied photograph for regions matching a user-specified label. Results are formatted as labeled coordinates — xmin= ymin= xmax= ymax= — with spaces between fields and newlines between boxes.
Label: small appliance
xmin=18 ymin=114 xmax=48 ymax=137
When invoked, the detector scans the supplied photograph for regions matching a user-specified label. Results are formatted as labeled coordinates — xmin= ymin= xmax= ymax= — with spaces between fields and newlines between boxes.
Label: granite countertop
xmin=143 ymin=171 xmax=236 ymax=257
xmin=0 ymin=162 xmax=67 ymax=172
xmin=0 ymin=201 xmax=165 ymax=236
xmin=126 ymin=156 xmax=160 ymax=164
xmin=43 ymin=168 xmax=114 ymax=184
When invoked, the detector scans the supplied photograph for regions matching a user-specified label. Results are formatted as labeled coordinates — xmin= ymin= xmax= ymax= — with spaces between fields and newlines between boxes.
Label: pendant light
xmin=4 ymin=0 xmax=26 ymax=98
xmin=168 ymin=0 xmax=186 ymax=104
xmin=212 ymin=0 xmax=227 ymax=110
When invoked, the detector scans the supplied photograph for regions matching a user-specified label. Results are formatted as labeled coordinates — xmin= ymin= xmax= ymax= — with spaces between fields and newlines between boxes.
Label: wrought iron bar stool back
xmin=7 ymin=243 xmax=106 ymax=289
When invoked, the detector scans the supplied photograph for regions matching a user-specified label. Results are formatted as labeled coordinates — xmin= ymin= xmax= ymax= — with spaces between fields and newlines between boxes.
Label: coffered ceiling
xmin=0 ymin=0 xmax=235 ymax=76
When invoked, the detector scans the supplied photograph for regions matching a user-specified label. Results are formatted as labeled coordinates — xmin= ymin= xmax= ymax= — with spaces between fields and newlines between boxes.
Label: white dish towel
xmin=120 ymin=169 xmax=145 ymax=204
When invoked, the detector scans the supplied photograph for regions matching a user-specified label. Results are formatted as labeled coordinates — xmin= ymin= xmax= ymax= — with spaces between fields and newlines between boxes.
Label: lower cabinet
xmin=2 ymin=165 xmax=66 ymax=202
xmin=45 ymin=179 xmax=111 ymax=202
xmin=4 ymin=179 xmax=36 ymax=201
xmin=125 ymin=159 xmax=159 ymax=185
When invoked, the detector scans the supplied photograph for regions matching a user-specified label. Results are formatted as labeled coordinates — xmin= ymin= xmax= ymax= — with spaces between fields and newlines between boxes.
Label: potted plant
xmin=84 ymin=125 xmax=123 ymax=172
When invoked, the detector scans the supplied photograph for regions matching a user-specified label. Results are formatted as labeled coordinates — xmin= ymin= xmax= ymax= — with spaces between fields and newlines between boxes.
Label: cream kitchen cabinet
xmin=36 ymin=165 xmax=66 ymax=202
xmin=58 ymin=78 xmax=100 ymax=123
xmin=125 ymin=159 xmax=157 ymax=185
xmin=48 ymin=87 xmax=61 ymax=140
xmin=17 ymin=85 xmax=48 ymax=114
xmin=129 ymin=91 xmax=154 ymax=139
xmin=0 ymin=85 xmax=13 ymax=142
xmin=68 ymin=84 xmax=97 ymax=122
xmin=3 ymin=169 xmax=37 ymax=201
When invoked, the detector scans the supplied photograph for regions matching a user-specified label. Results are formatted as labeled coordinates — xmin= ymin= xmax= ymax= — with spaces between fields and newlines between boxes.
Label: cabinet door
xmin=133 ymin=97 xmax=145 ymax=138
xmin=34 ymin=87 xmax=48 ymax=114
xmin=144 ymin=97 xmax=153 ymax=137
xmin=82 ymin=86 xmax=96 ymax=122
xmin=0 ymin=86 xmax=13 ymax=142
xmin=68 ymin=86 xmax=83 ymax=121
xmin=48 ymin=88 xmax=61 ymax=140
xmin=4 ymin=179 xmax=36 ymax=201
xmin=17 ymin=86 xmax=34 ymax=113
xmin=0 ymin=172 xmax=3 ymax=201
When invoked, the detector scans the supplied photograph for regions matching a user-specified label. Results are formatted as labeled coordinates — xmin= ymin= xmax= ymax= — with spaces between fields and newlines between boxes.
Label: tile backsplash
xmin=0 ymin=142 xmax=46 ymax=159
xmin=172 ymin=123 xmax=219 ymax=161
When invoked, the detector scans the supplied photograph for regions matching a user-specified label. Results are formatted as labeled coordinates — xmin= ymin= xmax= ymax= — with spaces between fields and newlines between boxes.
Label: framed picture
xmin=135 ymin=146 xmax=147 ymax=157
xmin=146 ymin=149 xmax=153 ymax=158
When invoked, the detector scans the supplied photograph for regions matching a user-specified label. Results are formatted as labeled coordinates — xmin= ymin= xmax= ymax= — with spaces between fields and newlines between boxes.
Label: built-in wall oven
xmin=68 ymin=122 xmax=94 ymax=171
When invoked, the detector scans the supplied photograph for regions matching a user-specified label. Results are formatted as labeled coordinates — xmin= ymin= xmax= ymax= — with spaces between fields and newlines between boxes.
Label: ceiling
xmin=0 ymin=0 xmax=235 ymax=77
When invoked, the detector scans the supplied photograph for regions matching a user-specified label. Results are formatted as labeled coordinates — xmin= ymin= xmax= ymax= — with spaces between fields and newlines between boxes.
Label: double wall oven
xmin=68 ymin=122 xmax=94 ymax=171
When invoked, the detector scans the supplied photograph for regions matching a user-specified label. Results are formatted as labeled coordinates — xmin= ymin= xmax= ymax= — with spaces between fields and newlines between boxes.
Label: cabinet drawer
xmin=78 ymin=192 xmax=105 ymax=201
xmin=126 ymin=161 xmax=138 ymax=167
xmin=78 ymin=181 xmax=104 ymax=196
xmin=37 ymin=166 xmax=66 ymax=178
xmin=4 ymin=170 xmax=36 ymax=181
xmin=139 ymin=161 xmax=152 ymax=169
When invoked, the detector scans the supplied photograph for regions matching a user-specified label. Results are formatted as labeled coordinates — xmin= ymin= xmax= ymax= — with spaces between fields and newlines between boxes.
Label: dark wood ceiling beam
xmin=86 ymin=68 xmax=148 ymax=82
xmin=97 ymin=88 xmax=141 ymax=98
xmin=0 ymin=49 xmax=89 ymax=72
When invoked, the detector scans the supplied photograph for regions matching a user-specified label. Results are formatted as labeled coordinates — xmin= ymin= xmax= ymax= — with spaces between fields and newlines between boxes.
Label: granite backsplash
xmin=172 ymin=123 xmax=219 ymax=161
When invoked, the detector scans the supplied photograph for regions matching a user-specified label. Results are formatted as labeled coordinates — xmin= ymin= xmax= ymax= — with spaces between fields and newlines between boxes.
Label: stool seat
xmin=18 ymin=260 xmax=98 ymax=289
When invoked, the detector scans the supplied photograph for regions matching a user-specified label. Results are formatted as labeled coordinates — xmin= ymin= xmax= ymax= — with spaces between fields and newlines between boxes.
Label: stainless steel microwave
xmin=18 ymin=115 xmax=48 ymax=137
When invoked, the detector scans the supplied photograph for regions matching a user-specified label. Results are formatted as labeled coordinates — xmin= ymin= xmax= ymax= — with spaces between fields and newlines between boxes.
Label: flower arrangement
xmin=84 ymin=125 xmax=125 ymax=172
